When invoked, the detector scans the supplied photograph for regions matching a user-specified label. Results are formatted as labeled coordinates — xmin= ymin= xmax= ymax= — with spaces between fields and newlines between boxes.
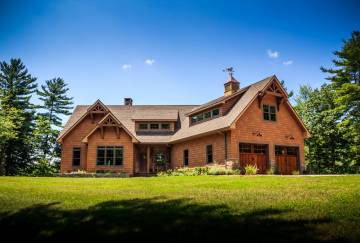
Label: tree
xmin=36 ymin=78 xmax=73 ymax=160
xmin=321 ymin=30 xmax=360 ymax=169
xmin=295 ymin=84 xmax=351 ymax=173
xmin=280 ymin=80 xmax=294 ymax=98
xmin=0 ymin=58 xmax=37 ymax=175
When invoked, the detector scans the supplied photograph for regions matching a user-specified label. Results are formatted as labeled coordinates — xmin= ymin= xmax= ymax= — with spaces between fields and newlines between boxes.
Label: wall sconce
xmin=285 ymin=135 xmax=295 ymax=140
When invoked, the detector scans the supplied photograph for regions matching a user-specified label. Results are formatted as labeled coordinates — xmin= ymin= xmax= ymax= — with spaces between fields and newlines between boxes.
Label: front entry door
xmin=139 ymin=153 xmax=147 ymax=173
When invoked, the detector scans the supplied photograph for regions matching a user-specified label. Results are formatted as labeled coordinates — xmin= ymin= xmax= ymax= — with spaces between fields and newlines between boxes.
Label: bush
xmin=20 ymin=159 xmax=58 ymax=177
xmin=244 ymin=164 xmax=258 ymax=175
xmin=157 ymin=165 xmax=239 ymax=176
xmin=291 ymin=170 xmax=300 ymax=175
xmin=266 ymin=166 xmax=275 ymax=175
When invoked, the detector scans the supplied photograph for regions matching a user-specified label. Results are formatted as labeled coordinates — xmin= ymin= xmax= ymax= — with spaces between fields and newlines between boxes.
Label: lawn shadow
xmin=0 ymin=197 xmax=348 ymax=243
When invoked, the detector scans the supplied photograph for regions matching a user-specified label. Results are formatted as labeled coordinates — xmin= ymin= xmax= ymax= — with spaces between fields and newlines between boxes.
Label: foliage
xmin=19 ymin=158 xmax=58 ymax=177
xmin=36 ymin=78 xmax=73 ymax=160
xmin=280 ymin=80 xmax=294 ymax=98
xmin=321 ymin=30 xmax=360 ymax=168
xmin=295 ymin=31 xmax=360 ymax=174
xmin=266 ymin=166 xmax=275 ymax=175
xmin=0 ymin=58 xmax=37 ymax=175
xmin=157 ymin=165 xmax=240 ymax=176
xmin=291 ymin=170 xmax=300 ymax=175
xmin=244 ymin=164 xmax=258 ymax=175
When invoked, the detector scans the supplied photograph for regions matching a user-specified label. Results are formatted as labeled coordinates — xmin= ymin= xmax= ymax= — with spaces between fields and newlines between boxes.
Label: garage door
xmin=239 ymin=143 xmax=268 ymax=174
xmin=275 ymin=146 xmax=299 ymax=174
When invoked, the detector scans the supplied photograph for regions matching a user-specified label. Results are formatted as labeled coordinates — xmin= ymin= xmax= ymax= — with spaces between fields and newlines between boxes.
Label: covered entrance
xmin=239 ymin=143 xmax=269 ymax=174
xmin=135 ymin=144 xmax=171 ymax=175
xmin=275 ymin=146 xmax=299 ymax=174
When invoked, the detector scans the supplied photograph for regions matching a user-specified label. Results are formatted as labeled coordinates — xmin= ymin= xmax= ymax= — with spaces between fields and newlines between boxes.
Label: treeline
xmin=294 ymin=31 xmax=360 ymax=173
xmin=0 ymin=59 xmax=73 ymax=175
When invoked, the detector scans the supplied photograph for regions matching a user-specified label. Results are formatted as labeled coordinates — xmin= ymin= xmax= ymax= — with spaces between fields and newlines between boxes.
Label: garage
xmin=275 ymin=146 xmax=299 ymax=174
xmin=239 ymin=143 xmax=269 ymax=174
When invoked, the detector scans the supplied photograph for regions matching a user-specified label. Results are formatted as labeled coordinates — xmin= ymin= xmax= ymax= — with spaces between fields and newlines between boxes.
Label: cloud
xmin=122 ymin=64 xmax=132 ymax=70
xmin=267 ymin=49 xmax=279 ymax=58
xmin=145 ymin=59 xmax=155 ymax=65
xmin=283 ymin=60 xmax=293 ymax=65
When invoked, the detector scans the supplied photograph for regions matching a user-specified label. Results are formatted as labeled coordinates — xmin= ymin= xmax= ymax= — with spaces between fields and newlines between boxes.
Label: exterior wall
xmin=60 ymin=114 xmax=103 ymax=173
xmin=228 ymin=94 xmax=306 ymax=171
xmin=171 ymin=132 xmax=230 ymax=168
xmin=86 ymin=127 xmax=134 ymax=175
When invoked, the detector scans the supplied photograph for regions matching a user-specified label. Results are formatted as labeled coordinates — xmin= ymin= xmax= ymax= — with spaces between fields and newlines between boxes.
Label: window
xmin=206 ymin=145 xmax=213 ymax=164
xmin=161 ymin=123 xmax=170 ymax=130
xmin=275 ymin=146 xmax=284 ymax=155
xmin=139 ymin=123 xmax=148 ymax=130
xmin=286 ymin=147 xmax=297 ymax=156
xmin=97 ymin=146 xmax=123 ymax=166
xmin=254 ymin=144 xmax=266 ymax=154
xmin=191 ymin=108 xmax=221 ymax=124
xmin=212 ymin=108 xmax=219 ymax=117
xmin=204 ymin=111 xmax=211 ymax=119
xmin=183 ymin=149 xmax=189 ymax=166
xmin=239 ymin=143 xmax=251 ymax=153
xmin=150 ymin=123 xmax=159 ymax=129
xmin=72 ymin=147 xmax=81 ymax=166
xmin=263 ymin=104 xmax=276 ymax=121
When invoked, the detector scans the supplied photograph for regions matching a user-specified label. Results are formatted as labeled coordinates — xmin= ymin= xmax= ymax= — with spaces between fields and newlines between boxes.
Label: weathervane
xmin=223 ymin=67 xmax=234 ymax=79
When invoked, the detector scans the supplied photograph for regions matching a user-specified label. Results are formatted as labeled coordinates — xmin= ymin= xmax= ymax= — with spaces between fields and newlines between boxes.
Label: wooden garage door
xmin=275 ymin=146 xmax=299 ymax=174
xmin=239 ymin=143 xmax=268 ymax=174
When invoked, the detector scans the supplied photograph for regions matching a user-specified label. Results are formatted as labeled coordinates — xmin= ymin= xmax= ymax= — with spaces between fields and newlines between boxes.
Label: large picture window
xmin=263 ymin=104 xmax=276 ymax=121
xmin=97 ymin=146 xmax=123 ymax=166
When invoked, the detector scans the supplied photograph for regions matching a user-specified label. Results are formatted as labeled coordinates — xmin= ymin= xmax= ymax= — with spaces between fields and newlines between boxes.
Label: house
xmin=57 ymin=73 xmax=309 ymax=175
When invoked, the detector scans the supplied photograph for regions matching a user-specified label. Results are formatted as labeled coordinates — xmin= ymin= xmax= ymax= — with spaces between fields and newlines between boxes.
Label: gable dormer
xmin=257 ymin=76 xmax=288 ymax=111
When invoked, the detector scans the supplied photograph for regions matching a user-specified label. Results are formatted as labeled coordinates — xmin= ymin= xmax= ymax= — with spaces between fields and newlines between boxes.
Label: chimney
xmin=124 ymin=98 xmax=133 ymax=106
xmin=223 ymin=67 xmax=240 ymax=96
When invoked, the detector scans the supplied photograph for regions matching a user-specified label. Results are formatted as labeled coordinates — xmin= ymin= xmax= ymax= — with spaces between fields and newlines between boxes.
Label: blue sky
xmin=1 ymin=0 xmax=359 ymax=107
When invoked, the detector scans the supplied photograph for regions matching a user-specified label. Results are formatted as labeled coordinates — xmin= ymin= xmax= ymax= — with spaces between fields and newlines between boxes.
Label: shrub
xmin=266 ymin=166 xmax=275 ymax=175
xmin=20 ymin=159 xmax=58 ymax=177
xmin=244 ymin=164 xmax=258 ymax=175
xmin=291 ymin=170 xmax=300 ymax=175
xmin=156 ymin=165 xmax=239 ymax=176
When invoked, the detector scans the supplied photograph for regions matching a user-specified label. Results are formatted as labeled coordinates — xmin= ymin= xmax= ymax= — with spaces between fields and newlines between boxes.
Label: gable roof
xmin=58 ymin=75 xmax=308 ymax=144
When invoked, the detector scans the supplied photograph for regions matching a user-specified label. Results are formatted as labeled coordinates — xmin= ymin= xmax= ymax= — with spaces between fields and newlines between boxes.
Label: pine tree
xmin=0 ymin=58 xmax=37 ymax=175
xmin=321 ymin=31 xmax=360 ymax=169
xmin=37 ymin=78 xmax=73 ymax=160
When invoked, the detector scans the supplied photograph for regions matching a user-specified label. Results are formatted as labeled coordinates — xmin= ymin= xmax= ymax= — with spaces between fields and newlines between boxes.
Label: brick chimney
xmin=223 ymin=67 xmax=240 ymax=96
xmin=124 ymin=98 xmax=133 ymax=106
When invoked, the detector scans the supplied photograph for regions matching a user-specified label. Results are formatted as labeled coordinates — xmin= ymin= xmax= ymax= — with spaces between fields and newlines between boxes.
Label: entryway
xmin=275 ymin=146 xmax=299 ymax=174
xmin=239 ymin=143 xmax=269 ymax=173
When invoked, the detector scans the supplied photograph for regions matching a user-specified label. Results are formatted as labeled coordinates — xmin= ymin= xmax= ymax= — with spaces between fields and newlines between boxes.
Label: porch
xmin=134 ymin=144 xmax=171 ymax=175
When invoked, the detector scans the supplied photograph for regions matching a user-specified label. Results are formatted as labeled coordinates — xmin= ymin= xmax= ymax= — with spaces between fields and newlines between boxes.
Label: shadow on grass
xmin=0 ymin=197 xmax=348 ymax=242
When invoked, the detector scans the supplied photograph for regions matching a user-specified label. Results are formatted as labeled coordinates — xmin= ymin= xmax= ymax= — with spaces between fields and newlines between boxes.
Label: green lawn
xmin=0 ymin=175 xmax=359 ymax=242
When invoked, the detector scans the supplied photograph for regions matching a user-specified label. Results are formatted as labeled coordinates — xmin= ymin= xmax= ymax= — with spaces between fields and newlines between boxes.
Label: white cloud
xmin=283 ymin=60 xmax=293 ymax=65
xmin=122 ymin=64 xmax=132 ymax=70
xmin=145 ymin=59 xmax=155 ymax=65
xmin=267 ymin=49 xmax=279 ymax=59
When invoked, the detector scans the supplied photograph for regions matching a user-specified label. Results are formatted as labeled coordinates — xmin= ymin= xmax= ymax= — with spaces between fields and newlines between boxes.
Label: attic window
xmin=263 ymin=104 xmax=276 ymax=121
xmin=190 ymin=108 xmax=220 ymax=125
xmin=139 ymin=123 xmax=148 ymax=130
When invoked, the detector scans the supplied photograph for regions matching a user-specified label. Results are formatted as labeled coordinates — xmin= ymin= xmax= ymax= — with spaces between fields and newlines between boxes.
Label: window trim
xmin=190 ymin=108 xmax=221 ymax=125
xmin=96 ymin=146 xmax=124 ymax=166
xmin=263 ymin=104 xmax=276 ymax=122
xmin=206 ymin=144 xmax=213 ymax=164
xmin=72 ymin=147 xmax=81 ymax=166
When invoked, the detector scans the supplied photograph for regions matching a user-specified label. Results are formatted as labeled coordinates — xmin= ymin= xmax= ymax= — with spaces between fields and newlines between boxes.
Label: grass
xmin=0 ymin=175 xmax=359 ymax=242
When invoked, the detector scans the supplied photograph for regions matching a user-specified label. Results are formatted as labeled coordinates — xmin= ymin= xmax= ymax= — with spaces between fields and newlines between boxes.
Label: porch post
xmin=147 ymin=146 xmax=150 ymax=174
